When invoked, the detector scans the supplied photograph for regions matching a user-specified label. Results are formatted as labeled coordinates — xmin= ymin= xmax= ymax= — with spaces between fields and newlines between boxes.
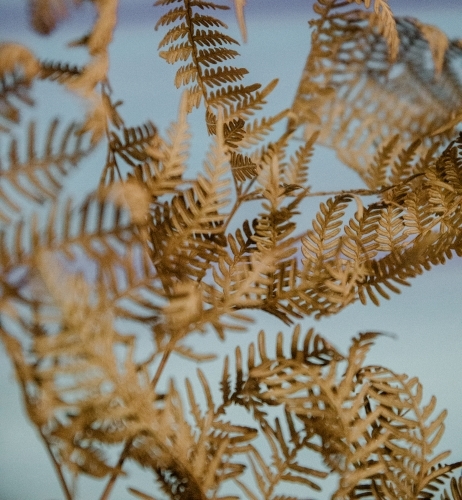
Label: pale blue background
xmin=0 ymin=1 xmax=461 ymax=499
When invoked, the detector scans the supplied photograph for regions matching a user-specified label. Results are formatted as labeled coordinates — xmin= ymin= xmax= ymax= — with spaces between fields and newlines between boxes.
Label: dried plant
xmin=1 ymin=0 xmax=462 ymax=498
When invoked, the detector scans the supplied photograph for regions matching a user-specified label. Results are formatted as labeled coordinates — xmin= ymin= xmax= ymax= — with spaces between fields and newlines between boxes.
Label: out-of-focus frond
xmin=291 ymin=0 xmax=462 ymax=181
xmin=0 ymin=120 xmax=93 ymax=223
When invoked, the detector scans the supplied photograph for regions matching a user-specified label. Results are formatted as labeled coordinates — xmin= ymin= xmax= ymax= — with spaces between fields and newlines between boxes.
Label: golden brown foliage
xmin=1 ymin=0 xmax=462 ymax=498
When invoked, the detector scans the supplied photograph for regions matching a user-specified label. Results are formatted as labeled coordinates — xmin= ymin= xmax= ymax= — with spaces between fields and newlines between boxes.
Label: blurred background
xmin=0 ymin=1 xmax=461 ymax=499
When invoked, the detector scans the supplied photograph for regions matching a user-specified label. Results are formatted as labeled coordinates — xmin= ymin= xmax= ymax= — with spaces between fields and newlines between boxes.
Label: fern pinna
xmin=155 ymin=0 xmax=259 ymax=116
xmin=1 ymin=0 xmax=462 ymax=499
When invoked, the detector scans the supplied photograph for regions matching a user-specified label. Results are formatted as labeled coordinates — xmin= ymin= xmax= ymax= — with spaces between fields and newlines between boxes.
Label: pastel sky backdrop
xmin=1 ymin=1 xmax=462 ymax=499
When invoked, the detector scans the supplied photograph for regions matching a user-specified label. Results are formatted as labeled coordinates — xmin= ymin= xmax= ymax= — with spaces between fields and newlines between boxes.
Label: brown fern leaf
xmin=374 ymin=205 xmax=407 ymax=252
xmin=149 ymin=200 xmax=223 ymax=284
xmin=229 ymin=152 xmax=257 ymax=182
xmin=39 ymin=60 xmax=83 ymax=83
xmin=302 ymin=195 xmax=352 ymax=271
xmin=0 ymin=120 xmax=93 ymax=223
xmin=347 ymin=365 xmax=458 ymax=499
xmin=348 ymin=0 xmax=399 ymax=60
xmin=239 ymin=419 xmax=327 ymax=498
xmin=223 ymin=116 xmax=245 ymax=147
xmin=363 ymin=134 xmax=400 ymax=189
xmin=129 ymin=92 xmax=190 ymax=196
xmin=229 ymin=332 xmax=385 ymax=495
xmin=291 ymin=1 xmax=462 ymax=180
xmin=240 ymin=329 xmax=461 ymax=499
xmin=0 ymin=268 xmax=156 ymax=480
xmin=283 ymin=131 xmax=319 ymax=189
xmin=155 ymin=0 xmax=264 ymax=119
xmin=343 ymin=204 xmax=382 ymax=263
xmin=109 ymin=121 xmax=158 ymax=167
xmin=358 ymin=248 xmax=416 ymax=306
xmin=99 ymin=245 xmax=162 ymax=324
xmin=238 ymin=109 xmax=288 ymax=149
xmin=387 ymin=138 xmax=423 ymax=186
xmin=440 ymin=476 xmax=462 ymax=500
xmin=223 ymin=78 xmax=278 ymax=124
xmin=129 ymin=377 xmax=255 ymax=500
xmin=0 ymin=69 xmax=34 ymax=128
xmin=148 ymin=138 xmax=230 ymax=283
xmin=0 ymin=193 xmax=137 ymax=278
xmin=0 ymin=44 xmax=40 ymax=123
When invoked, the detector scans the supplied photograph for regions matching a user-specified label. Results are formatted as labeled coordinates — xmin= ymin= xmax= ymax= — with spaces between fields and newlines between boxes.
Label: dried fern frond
xmin=211 ymin=132 xmax=462 ymax=321
xmin=148 ymin=122 xmax=230 ymax=283
xmin=293 ymin=134 xmax=462 ymax=312
xmin=108 ymin=121 xmax=158 ymax=168
xmin=220 ymin=328 xmax=337 ymax=497
xmin=0 ymin=265 xmax=151 ymax=478
xmin=140 ymin=91 xmax=190 ymax=195
xmin=229 ymin=151 xmax=257 ymax=182
xmin=348 ymin=0 xmax=399 ymax=60
xmin=363 ymin=134 xmax=400 ymax=189
xmin=237 ymin=110 xmax=288 ymax=150
xmin=220 ymin=327 xmax=344 ymax=420
xmin=155 ymin=0 xmax=274 ymax=126
xmin=0 ymin=191 xmax=137 ymax=276
xmin=212 ymin=248 xmax=281 ymax=316
xmin=253 ymin=156 xmax=300 ymax=252
xmin=127 ymin=374 xmax=256 ymax=500
xmin=282 ymin=131 xmax=318 ymax=190
xmin=156 ymin=0 xmax=246 ymax=111
xmin=0 ymin=69 xmax=34 ymax=129
xmin=208 ymin=218 xmax=256 ymax=305
xmin=222 ymin=77 xmax=279 ymax=125
xmin=0 ymin=43 xmax=40 ymax=129
xmin=221 ymin=152 xmax=313 ymax=322
xmin=39 ymin=60 xmax=83 ymax=84
xmin=291 ymin=1 xmax=462 ymax=180
xmin=204 ymin=141 xmax=309 ymax=322
xmin=3 ymin=1 xmax=462 ymax=499
xmin=239 ymin=421 xmax=327 ymax=499
xmin=0 ymin=120 xmax=93 ymax=224
xmin=440 ymin=476 xmax=462 ymax=500
xmin=302 ymin=195 xmax=351 ymax=270
xmin=97 ymin=244 xmax=161 ymax=325
xmin=230 ymin=329 xmax=461 ymax=499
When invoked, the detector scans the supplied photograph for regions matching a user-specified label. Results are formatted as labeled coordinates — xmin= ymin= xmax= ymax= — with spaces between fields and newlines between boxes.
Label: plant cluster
xmin=1 ymin=0 xmax=462 ymax=499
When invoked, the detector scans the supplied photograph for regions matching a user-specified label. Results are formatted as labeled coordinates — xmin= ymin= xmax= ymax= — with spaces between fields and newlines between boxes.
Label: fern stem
xmin=99 ymin=346 xmax=174 ymax=500
xmin=39 ymin=429 xmax=73 ymax=500
xmin=276 ymin=172 xmax=426 ymax=201
xmin=151 ymin=345 xmax=173 ymax=389
xmin=184 ymin=0 xmax=208 ymax=106
xmin=0 ymin=327 xmax=73 ymax=500
xmin=99 ymin=438 xmax=134 ymax=500
xmin=222 ymin=176 xmax=258 ymax=233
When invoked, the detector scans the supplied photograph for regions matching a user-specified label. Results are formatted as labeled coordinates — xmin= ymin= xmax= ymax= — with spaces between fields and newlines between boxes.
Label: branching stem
xmin=99 ymin=342 xmax=175 ymax=500
xmin=39 ymin=429 xmax=73 ymax=500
